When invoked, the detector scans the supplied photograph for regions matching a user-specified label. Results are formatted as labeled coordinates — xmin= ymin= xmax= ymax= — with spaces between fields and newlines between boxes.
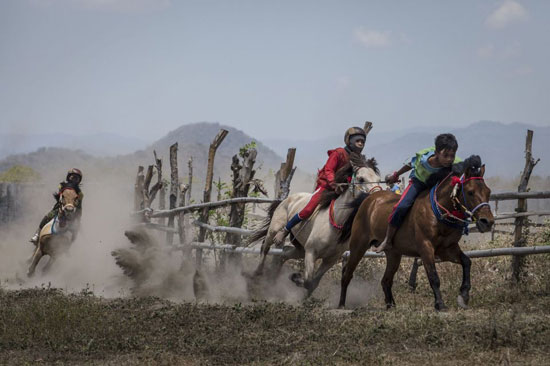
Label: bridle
xmin=347 ymin=169 xmax=384 ymax=197
xmin=58 ymin=187 xmax=77 ymax=219
xmin=433 ymin=173 xmax=490 ymax=225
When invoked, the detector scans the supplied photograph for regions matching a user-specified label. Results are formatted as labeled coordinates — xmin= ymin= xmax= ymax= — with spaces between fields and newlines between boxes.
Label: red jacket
xmin=316 ymin=147 xmax=351 ymax=190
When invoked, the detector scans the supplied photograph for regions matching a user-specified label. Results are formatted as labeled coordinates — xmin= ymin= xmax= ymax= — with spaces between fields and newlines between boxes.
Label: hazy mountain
xmin=0 ymin=132 xmax=147 ymax=159
xmin=0 ymin=122 xmax=315 ymax=197
xmin=1 ymin=121 xmax=547 ymax=200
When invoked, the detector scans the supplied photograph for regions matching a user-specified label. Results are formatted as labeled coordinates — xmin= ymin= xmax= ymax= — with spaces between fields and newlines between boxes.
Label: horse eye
xmin=358 ymin=178 xmax=365 ymax=183
xmin=467 ymin=191 xmax=474 ymax=196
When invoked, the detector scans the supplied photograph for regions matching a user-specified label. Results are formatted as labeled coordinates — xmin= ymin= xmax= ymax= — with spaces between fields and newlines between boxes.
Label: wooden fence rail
xmin=490 ymin=191 xmax=550 ymax=201
xmin=135 ymin=197 xmax=277 ymax=218
xmin=179 ymin=242 xmax=550 ymax=259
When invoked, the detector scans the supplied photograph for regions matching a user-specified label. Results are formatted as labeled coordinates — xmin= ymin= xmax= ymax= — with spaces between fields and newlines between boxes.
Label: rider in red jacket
xmin=273 ymin=127 xmax=366 ymax=245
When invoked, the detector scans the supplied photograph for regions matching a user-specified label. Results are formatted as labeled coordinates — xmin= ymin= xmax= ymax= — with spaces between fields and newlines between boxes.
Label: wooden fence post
xmin=166 ymin=143 xmax=179 ymax=245
xmin=196 ymin=129 xmax=229 ymax=267
xmin=134 ymin=166 xmax=145 ymax=219
xmin=178 ymin=183 xmax=189 ymax=246
xmin=187 ymin=156 xmax=193 ymax=204
xmin=275 ymin=148 xmax=296 ymax=200
xmin=512 ymin=129 xmax=540 ymax=282
xmin=224 ymin=148 xmax=258 ymax=266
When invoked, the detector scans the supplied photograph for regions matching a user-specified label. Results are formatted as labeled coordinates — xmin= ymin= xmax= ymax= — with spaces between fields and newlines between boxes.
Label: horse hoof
xmin=457 ymin=295 xmax=469 ymax=309
xmin=290 ymin=273 xmax=304 ymax=287
xmin=435 ymin=304 xmax=448 ymax=312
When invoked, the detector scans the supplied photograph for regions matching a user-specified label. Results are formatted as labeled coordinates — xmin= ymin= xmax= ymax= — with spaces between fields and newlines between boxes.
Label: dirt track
xmin=2 ymin=245 xmax=550 ymax=365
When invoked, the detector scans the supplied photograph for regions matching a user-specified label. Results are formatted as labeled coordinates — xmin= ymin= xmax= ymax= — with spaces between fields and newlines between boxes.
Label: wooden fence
xmin=131 ymin=127 xmax=548 ymax=280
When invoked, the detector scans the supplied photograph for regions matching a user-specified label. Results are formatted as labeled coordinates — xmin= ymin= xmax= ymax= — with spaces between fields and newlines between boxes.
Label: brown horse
xmin=27 ymin=182 xmax=81 ymax=277
xmin=339 ymin=155 xmax=494 ymax=311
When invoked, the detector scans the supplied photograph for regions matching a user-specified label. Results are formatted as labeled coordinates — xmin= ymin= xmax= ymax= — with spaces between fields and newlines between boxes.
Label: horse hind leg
xmin=290 ymin=250 xmax=315 ymax=289
xmin=269 ymin=242 xmax=304 ymax=279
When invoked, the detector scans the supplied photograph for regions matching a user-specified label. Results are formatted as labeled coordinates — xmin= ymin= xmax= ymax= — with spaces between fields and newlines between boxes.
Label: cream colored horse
xmin=27 ymin=184 xmax=81 ymax=277
xmin=251 ymin=153 xmax=382 ymax=296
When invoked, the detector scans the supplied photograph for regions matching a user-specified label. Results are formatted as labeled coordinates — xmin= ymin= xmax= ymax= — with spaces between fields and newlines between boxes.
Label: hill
xmin=0 ymin=132 xmax=146 ymax=159
xmin=0 ymin=123 xmax=314 ymax=199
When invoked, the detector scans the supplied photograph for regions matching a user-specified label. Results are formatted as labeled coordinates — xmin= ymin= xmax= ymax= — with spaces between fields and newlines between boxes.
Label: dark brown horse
xmin=338 ymin=156 xmax=494 ymax=311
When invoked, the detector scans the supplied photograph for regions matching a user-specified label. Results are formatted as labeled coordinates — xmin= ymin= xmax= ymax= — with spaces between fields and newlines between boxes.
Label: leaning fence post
xmin=512 ymin=129 xmax=540 ymax=282
xmin=275 ymin=148 xmax=296 ymax=200
xmin=134 ymin=166 xmax=145 ymax=220
xmin=196 ymin=129 xmax=229 ymax=267
xmin=187 ymin=156 xmax=193 ymax=204
xmin=166 ymin=143 xmax=179 ymax=246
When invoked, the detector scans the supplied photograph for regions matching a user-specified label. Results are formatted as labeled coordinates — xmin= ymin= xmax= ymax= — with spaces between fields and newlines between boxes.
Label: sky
xmin=1 ymin=0 xmax=549 ymax=142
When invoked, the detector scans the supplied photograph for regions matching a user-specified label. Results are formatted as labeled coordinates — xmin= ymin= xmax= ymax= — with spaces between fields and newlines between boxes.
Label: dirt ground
xmin=2 ymin=229 xmax=550 ymax=365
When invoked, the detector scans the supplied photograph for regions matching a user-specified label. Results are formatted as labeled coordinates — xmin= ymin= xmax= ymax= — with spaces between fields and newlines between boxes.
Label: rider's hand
xmin=385 ymin=171 xmax=399 ymax=184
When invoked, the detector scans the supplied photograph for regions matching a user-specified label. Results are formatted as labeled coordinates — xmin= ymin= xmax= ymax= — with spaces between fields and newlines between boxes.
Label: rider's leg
xmin=374 ymin=178 xmax=426 ymax=252
xmin=30 ymin=209 xmax=57 ymax=244
xmin=273 ymin=188 xmax=325 ymax=245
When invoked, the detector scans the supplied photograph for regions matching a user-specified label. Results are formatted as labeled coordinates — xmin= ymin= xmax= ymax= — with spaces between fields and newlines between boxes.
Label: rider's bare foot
xmin=29 ymin=232 xmax=39 ymax=245
xmin=373 ymin=224 xmax=398 ymax=253
xmin=273 ymin=227 xmax=290 ymax=246
xmin=373 ymin=240 xmax=391 ymax=253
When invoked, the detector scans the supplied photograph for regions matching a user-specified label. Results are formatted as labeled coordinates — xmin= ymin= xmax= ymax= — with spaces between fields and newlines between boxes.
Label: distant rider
xmin=273 ymin=127 xmax=367 ymax=245
xmin=30 ymin=168 xmax=84 ymax=244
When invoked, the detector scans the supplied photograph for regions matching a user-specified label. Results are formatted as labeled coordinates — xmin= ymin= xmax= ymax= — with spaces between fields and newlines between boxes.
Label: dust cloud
xmin=1 ymin=168 xmax=364 ymax=307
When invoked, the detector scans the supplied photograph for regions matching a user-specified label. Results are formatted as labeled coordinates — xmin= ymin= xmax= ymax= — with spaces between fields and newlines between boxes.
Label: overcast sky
xmin=1 ymin=0 xmax=549 ymax=142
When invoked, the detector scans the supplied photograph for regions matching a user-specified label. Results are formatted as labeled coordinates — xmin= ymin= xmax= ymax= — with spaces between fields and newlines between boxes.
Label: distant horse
xmin=339 ymin=155 xmax=494 ymax=311
xmin=27 ymin=182 xmax=81 ymax=277
xmin=250 ymin=152 xmax=382 ymax=296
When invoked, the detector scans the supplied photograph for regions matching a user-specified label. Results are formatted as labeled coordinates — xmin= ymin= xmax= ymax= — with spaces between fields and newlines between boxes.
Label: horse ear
xmin=480 ymin=164 xmax=485 ymax=177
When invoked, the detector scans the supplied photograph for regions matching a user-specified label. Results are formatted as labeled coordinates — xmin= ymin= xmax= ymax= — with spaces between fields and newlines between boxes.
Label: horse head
xmin=58 ymin=184 xmax=80 ymax=220
xmin=452 ymin=155 xmax=495 ymax=233
xmin=349 ymin=152 xmax=381 ymax=194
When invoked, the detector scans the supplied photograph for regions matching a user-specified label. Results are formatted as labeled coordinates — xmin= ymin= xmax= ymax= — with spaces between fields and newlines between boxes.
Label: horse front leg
xmin=305 ymin=255 xmax=339 ymax=297
xmin=419 ymin=243 xmax=446 ymax=311
xmin=27 ymin=246 xmax=43 ymax=277
xmin=408 ymin=258 xmax=420 ymax=292
xmin=381 ymin=252 xmax=402 ymax=309
xmin=339 ymin=231 xmax=370 ymax=309
xmin=457 ymin=251 xmax=472 ymax=309
xmin=438 ymin=245 xmax=471 ymax=309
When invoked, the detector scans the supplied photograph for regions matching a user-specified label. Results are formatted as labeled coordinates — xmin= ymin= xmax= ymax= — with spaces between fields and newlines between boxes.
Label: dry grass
xmin=1 ymin=228 xmax=550 ymax=365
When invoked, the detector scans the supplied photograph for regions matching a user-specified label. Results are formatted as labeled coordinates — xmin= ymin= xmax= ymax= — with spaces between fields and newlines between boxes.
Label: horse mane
xmin=318 ymin=153 xmax=379 ymax=210
xmin=425 ymin=154 xmax=483 ymax=187
xmin=337 ymin=192 xmax=369 ymax=243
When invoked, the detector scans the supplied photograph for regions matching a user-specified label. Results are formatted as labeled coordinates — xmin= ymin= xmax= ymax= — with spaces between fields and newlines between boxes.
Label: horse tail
xmin=338 ymin=192 xmax=369 ymax=244
xmin=247 ymin=199 xmax=282 ymax=244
